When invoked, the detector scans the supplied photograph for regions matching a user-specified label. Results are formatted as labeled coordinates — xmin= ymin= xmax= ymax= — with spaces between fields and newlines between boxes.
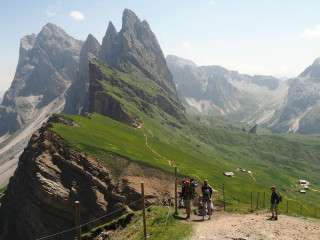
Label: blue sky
xmin=1 ymin=0 xmax=320 ymax=91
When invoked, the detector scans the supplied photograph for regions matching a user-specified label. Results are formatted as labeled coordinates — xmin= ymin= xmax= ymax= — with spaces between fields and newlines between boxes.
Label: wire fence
xmin=217 ymin=187 xmax=319 ymax=220
xmin=35 ymin=199 xmax=141 ymax=240
xmin=35 ymin=167 xmax=319 ymax=240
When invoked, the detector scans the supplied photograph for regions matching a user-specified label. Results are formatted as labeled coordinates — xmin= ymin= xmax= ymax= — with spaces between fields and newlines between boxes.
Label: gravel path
xmin=189 ymin=210 xmax=320 ymax=240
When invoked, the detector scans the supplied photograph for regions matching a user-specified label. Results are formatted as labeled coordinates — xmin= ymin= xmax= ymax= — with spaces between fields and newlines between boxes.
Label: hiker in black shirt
xmin=201 ymin=180 xmax=213 ymax=220
xmin=270 ymin=186 xmax=279 ymax=220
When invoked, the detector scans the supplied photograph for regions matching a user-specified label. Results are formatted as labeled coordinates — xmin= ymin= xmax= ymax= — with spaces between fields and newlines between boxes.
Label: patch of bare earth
xmin=189 ymin=210 xmax=320 ymax=240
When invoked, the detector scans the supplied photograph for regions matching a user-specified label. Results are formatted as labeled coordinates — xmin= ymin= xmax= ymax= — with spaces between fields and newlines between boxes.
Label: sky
xmin=1 ymin=0 xmax=320 ymax=92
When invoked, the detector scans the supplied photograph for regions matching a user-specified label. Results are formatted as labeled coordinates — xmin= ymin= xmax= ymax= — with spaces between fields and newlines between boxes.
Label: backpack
xmin=188 ymin=180 xmax=198 ymax=199
xmin=188 ymin=184 xmax=196 ymax=199
xmin=203 ymin=188 xmax=210 ymax=201
xmin=182 ymin=181 xmax=190 ymax=198
xmin=276 ymin=191 xmax=282 ymax=202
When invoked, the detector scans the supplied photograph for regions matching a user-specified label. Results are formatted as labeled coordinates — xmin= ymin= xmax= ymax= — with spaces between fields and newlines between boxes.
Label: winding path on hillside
xmin=143 ymin=131 xmax=173 ymax=167
xmin=189 ymin=211 xmax=320 ymax=240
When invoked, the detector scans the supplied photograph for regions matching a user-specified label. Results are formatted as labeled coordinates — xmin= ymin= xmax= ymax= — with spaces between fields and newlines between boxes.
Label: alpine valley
xmin=0 ymin=9 xmax=320 ymax=240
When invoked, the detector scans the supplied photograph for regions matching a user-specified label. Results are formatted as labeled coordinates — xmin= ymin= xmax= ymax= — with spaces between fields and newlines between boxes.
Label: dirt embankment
xmin=190 ymin=211 xmax=320 ymax=240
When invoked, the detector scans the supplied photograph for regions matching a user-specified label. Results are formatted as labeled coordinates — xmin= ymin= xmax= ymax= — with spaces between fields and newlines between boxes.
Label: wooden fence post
xmin=75 ymin=201 xmax=81 ymax=240
xmin=250 ymin=192 xmax=253 ymax=212
xmin=174 ymin=166 xmax=178 ymax=215
xmin=263 ymin=192 xmax=265 ymax=208
xmin=300 ymin=204 xmax=302 ymax=215
xmin=256 ymin=192 xmax=259 ymax=209
xmin=286 ymin=200 xmax=288 ymax=213
xmin=223 ymin=184 xmax=226 ymax=211
xmin=141 ymin=182 xmax=147 ymax=239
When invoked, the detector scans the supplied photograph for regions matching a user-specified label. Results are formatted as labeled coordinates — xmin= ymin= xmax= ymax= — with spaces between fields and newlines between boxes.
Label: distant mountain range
xmin=1 ymin=9 xmax=320 ymax=240
xmin=1 ymin=8 xmax=320 ymax=192
xmin=167 ymin=55 xmax=320 ymax=134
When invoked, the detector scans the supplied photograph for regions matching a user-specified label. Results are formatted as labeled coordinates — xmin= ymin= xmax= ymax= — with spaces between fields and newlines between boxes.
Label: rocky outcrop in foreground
xmin=0 ymin=115 xmax=174 ymax=240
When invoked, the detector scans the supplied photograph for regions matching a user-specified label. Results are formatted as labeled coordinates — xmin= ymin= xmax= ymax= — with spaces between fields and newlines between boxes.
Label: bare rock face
xmin=101 ymin=9 xmax=178 ymax=98
xmin=64 ymin=34 xmax=101 ymax=114
xmin=270 ymin=59 xmax=320 ymax=133
xmin=166 ymin=55 xmax=289 ymax=126
xmin=0 ymin=115 xmax=174 ymax=240
xmin=0 ymin=23 xmax=82 ymax=137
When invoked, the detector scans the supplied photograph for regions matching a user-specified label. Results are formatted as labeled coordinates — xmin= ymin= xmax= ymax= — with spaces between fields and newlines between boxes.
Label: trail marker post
xmin=75 ymin=201 xmax=81 ymax=240
xmin=174 ymin=166 xmax=178 ymax=215
xmin=223 ymin=184 xmax=226 ymax=211
xmin=250 ymin=192 xmax=253 ymax=212
xmin=141 ymin=182 xmax=147 ymax=239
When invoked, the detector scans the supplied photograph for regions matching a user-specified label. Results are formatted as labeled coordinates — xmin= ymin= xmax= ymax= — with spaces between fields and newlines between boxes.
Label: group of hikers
xmin=179 ymin=179 xmax=282 ymax=221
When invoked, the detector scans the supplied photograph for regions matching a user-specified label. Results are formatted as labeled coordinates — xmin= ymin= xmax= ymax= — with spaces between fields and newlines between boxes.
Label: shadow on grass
xmin=173 ymin=214 xmax=187 ymax=220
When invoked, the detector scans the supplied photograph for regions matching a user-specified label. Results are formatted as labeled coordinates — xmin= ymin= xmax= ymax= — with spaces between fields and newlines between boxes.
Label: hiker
xmin=178 ymin=192 xmax=184 ymax=208
xmin=270 ymin=186 xmax=280 ymax=220
xmin=182 ymin=179 xmax=197 ymax=219
xmin=201 ymin=179 xmax=213 ymax=220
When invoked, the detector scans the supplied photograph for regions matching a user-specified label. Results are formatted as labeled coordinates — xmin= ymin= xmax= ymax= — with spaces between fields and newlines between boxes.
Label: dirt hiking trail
xmin=188 ymin=210 xmax=320 ymax=240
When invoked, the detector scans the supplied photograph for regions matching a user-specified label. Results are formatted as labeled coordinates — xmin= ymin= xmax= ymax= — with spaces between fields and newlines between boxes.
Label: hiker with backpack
xmin=269 ymin=186 xmax=282 ymax=220
xmin=201 ymin=179 xmax=213 ymax=220
xmin=182 ymin=179 xmax=197 ymax=219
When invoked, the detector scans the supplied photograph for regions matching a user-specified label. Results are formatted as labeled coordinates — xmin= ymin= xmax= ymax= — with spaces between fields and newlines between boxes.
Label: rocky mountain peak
xmin=36 ymin=22 xmax=81 ymax=51
xmin=122 ymin=8 xmax=140 ymax=31
xmin=312 ymin=57 xmax=320 ymax=66
xmin=166 ymin=55 xmax=198 ymax=68
xmin=63 ymin=34 xmax=101 ymax=115
xmin=99 ymin=9 xmax=178 ymax=98
xmin=101 ymin=21 xmax=119 ymax=66
xmin=106 ymin=21 xmax=118 ymax=38
xmin=81 ymin=34 xmax=100 ymax=60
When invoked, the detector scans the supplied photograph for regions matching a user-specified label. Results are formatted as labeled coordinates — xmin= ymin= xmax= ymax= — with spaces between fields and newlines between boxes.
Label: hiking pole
xmin=75 ymin=201 xmax=81 ymax=240
xmin=174 ymin=166 xmax=178 ymax=215
xmin=141 ymin=182 xmax=147 ymax=239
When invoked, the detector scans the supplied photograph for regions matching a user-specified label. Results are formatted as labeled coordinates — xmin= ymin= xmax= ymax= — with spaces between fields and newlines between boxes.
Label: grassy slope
xmin=82 ymin=206 xmax=192 ymax=240
xmin=52 ymin=60 xmax=320 ymax=219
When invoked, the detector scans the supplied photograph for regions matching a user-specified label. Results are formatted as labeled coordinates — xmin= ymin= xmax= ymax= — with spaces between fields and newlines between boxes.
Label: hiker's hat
xmin=270 ymin=186 xmax=276 ymax=189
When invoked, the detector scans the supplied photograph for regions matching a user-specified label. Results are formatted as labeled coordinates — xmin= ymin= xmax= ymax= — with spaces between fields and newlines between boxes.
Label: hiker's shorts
xmin=270 ymin=203 xmax=278 ymax=209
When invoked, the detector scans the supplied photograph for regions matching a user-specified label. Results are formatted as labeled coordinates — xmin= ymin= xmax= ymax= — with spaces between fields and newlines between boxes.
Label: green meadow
xmin=52 ymin=112 xmax=320 ymax=218
xmin=52 ymin=59 xmax=320 ymax=219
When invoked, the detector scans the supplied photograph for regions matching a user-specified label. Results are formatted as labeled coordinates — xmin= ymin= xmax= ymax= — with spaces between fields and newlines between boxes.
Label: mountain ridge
xmin=166 ymin=54 xmax=320 ymax=133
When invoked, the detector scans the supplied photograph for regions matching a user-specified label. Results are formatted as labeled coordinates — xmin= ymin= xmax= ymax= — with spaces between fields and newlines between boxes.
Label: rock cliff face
xmin=167 ymin=55 xmax=288 ymax=124
xmin=0 ymin=23 xmax=81 ymax=138
xmin=63 ymin=34 xmax=101 ymax=114
xmin=64 ymin=9 xmax=182 ymax=122
xmin=269 ymin=58 xmax=320 ymax=133
xmin=0 ymin=115 xmax=174 ymax=240
xmin=101 ymin=9 xmax=177 ymax=97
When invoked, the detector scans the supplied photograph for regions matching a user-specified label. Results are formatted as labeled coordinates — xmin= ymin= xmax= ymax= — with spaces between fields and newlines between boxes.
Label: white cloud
xmin=301 ymin=25 xmax=320 ymax=39
xmin=69 ymin=11 xmax=85 ymax=20
xmin=181 ymin=41 xmax=196 ymax=49
xmin=46 ymin=0 xmax=61 ymax=17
